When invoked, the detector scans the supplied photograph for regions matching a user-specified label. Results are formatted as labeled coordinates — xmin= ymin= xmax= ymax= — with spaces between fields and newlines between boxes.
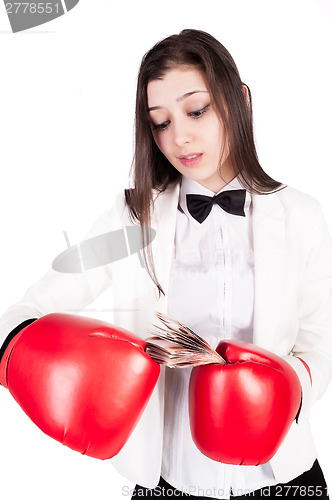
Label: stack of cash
xmin=146 ymin=312 xmax=226 ymax=368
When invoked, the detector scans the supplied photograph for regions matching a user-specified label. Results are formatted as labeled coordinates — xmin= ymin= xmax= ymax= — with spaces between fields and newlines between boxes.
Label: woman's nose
xmin=173 ymin=120 xmax=192 ymax=147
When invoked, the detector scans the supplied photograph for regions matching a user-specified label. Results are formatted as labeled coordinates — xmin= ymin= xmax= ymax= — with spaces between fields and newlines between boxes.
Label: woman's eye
xmin=151 ymin=104 xmax=210 ymax=132
xmin=189 ymin=104 xmax=210 ymax=119
xmin=152 ymin=121 xmax=170 ymax=132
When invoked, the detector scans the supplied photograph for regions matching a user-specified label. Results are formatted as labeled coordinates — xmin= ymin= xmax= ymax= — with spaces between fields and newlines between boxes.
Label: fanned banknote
xmin=146 ymin=312 xmax=226 ymax=368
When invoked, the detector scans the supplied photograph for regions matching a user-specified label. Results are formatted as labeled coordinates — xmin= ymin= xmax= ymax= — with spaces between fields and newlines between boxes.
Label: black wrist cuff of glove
xmin=0 ymin=318 xmax=38 ymax=380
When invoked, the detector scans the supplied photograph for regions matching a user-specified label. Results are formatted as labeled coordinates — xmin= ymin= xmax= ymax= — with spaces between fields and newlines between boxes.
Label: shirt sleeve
xmin=0 ymin=191 xmax=127 ymax=349
xmin=283 ymin=200 xmax=332 ymax=422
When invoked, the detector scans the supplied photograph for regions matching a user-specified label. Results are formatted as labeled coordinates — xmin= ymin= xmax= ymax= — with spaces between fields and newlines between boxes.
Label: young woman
xmin=0 ymin=30 xmax=331 ymax=499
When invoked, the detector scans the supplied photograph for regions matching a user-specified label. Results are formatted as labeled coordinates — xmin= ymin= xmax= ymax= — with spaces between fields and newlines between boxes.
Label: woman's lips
xmin=178 ymin=153 xmax=203 ymax=167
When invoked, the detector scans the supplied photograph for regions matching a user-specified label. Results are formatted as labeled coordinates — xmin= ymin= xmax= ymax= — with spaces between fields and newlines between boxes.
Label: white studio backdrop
xmin=0 ymin=0 xmax=331 ymax=498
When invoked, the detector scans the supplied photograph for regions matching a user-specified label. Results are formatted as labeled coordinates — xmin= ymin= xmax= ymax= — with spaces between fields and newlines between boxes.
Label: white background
xmin=0 ymin=0 xmax=331 ymax=498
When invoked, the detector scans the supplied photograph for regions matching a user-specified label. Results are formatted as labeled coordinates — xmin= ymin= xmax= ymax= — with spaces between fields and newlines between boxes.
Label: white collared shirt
xmin=162 ymin=175 xmax=277 ymax=498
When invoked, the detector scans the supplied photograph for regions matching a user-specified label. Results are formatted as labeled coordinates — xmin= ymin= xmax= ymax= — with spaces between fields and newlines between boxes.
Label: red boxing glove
xmin=189 ymin=340 xmax=302 ymax=465
xmin=0 ymin=313 xmax=160 ymax=459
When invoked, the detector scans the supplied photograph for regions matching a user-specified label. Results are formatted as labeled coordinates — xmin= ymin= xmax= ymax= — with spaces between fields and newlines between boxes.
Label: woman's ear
xmin=242 ymin=84 xmax=249 ymax=104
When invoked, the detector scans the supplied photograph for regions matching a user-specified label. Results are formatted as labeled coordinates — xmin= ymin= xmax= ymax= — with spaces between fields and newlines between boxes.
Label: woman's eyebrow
xmin=148 ymin=90 xmax=209 ymax=112
xmin=176 ymin=90 xmax=209 ymax=102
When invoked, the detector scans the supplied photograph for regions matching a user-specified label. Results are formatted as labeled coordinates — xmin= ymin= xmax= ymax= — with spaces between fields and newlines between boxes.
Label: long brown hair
xmin=125 ymin=29 xmax=283 ymax=295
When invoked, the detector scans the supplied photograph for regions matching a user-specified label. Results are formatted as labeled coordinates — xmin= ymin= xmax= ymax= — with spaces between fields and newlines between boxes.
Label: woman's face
xmin=147 ymin=67 xmax=235 ymax=193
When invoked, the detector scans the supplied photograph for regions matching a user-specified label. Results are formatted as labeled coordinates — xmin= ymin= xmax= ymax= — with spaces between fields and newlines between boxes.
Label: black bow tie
xmin=186 ymin=189 xmax=246 ymax=223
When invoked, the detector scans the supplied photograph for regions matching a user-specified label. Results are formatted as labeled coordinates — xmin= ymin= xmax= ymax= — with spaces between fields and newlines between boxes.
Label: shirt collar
xmin=178 ymin=175 xmax=251 ymax=224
